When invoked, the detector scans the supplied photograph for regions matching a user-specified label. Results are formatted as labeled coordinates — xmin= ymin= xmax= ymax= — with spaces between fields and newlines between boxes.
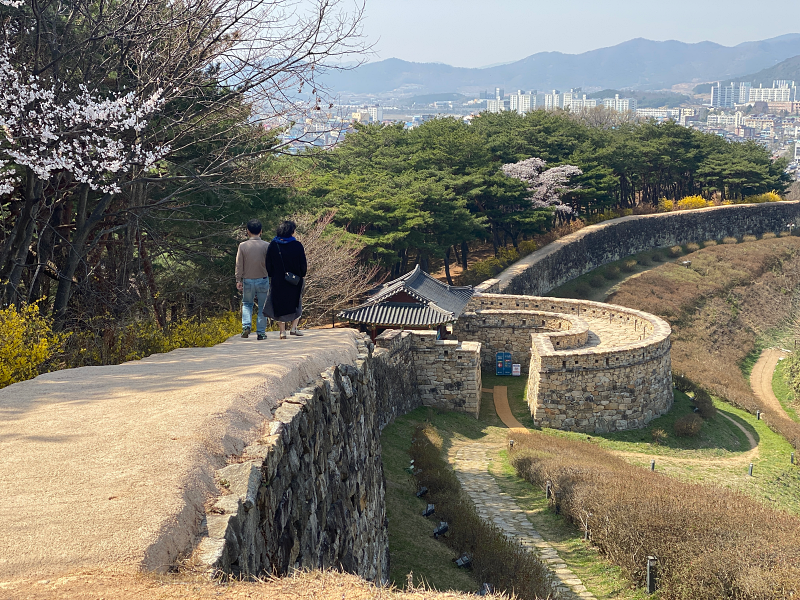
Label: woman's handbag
xmin=276 ymin=243 xmax=301 ymax=286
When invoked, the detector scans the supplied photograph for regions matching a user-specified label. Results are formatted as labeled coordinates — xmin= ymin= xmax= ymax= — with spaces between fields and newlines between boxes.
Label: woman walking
xmin=264 ymin=220 xmax=307 ymax=339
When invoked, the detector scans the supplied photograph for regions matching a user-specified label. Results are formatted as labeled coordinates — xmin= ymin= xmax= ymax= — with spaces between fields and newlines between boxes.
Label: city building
xmin=603 ymin=94 xmax=637 ymax=112
xmin=508 ymin=90 xmax=537 ymax=114
xmin=711 ymin=81 xmax=751 ymax=108
xmin=749 ymin=82 xmax=797 ymax=103
xmin=367 ymin=106 xmax=383 ymax=122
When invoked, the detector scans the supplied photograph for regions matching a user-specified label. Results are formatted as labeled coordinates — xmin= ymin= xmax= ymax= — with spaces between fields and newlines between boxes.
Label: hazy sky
xmin=359 ymin=0 xmax=800 ymax=68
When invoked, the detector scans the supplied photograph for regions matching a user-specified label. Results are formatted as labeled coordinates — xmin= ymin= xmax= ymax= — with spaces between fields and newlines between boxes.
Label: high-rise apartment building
xmin=603 ymin=94 xmax=637 ymax=112
xmin=366 ymin=106 xmax=383 ymax=123
xmin=711 ymin=81 xmax=752 ymax=108
xmin=749 ymin=82 xmax=797 ymax=103
xmin=508 ymin=90 xmax=537 ymax=114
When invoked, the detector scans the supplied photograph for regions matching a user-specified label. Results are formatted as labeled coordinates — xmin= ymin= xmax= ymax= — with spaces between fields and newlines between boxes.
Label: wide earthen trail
xmin=0 ymin=330 xmax=360 ymax=582
xmin=751 ymin=347 xmax=792 ymax=420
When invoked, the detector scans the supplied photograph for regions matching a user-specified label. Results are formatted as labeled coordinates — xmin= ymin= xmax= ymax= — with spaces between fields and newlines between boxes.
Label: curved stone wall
xmin=456 ymin=293 xmax=673 ymax=433
xmin=479 ymin=201 xmax=800 ymax=296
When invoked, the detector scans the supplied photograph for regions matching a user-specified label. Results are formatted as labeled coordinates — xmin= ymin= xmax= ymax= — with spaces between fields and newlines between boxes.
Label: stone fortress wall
xmin=454 ymin=292 xmax=673 ymax=434
xmin=194 ymin=333 xmax=481 ymax=580
xmin=484 ymin=201 xmax=800 ymax=296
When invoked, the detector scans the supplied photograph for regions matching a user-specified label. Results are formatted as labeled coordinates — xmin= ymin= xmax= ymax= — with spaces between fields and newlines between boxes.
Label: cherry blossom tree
xmin=502 ymin=157 xmax=583 ymax=218
xmin=0 ymin=0 xmax=367 ymax=327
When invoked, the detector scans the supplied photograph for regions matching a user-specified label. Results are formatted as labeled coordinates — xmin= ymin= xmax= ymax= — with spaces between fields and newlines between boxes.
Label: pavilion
xmin=338 ymin=265 xmax=474 ymax=340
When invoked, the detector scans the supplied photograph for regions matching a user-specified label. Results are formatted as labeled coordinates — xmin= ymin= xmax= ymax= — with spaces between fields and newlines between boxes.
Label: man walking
xmin=235 ymin=219 xmax=270 ymax=340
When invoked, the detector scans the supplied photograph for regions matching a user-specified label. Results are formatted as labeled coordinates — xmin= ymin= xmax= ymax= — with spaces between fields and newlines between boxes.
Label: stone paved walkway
xmin=451 ymin=443 xmax=597 ymax=600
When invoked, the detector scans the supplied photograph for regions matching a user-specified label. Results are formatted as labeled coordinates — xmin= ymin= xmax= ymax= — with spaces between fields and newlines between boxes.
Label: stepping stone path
xmin=451 ymin=443 xmax=597 ymax=600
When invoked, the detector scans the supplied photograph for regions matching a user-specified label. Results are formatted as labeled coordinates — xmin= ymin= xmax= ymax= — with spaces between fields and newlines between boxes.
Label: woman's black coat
xmin=265 ymin=239 xmax=307 ymax=320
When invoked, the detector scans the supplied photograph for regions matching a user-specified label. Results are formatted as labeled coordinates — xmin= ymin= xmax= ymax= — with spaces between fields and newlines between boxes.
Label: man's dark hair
xmin=276 ymin=220 xmax=296 ymax=238
xmin=246 ymin=219 xmax=262 ymax=235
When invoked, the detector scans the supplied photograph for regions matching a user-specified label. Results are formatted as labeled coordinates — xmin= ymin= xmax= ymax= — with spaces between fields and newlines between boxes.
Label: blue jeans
xmin=241 ymin=277 xmax=270 ymax=334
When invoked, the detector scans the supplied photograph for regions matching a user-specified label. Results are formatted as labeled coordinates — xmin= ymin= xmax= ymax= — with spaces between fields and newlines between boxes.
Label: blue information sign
xmin=496 ymin=352 xmax=513 ymax=375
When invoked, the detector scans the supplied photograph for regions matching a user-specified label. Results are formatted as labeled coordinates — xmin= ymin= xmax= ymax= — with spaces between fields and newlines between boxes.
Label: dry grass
xmin=509 ymin=431 xmax=800 ymax=600
xmin=607 ymin=237 xmax=800 ymax=448
xmin=0 ymin=570 xmax=514 ymax=600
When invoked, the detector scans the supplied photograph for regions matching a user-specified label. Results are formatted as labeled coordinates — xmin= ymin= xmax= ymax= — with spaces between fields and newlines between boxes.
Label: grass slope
xmin=774 ymin=358 xmax=800 ymax=423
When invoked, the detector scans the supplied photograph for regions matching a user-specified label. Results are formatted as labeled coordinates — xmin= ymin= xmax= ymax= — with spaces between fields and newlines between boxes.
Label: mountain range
xmin=323 ymin=35 xmax=800 ymax=97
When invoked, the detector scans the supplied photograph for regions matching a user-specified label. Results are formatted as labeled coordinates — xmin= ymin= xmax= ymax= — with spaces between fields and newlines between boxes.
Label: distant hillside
xmin=693 ymin=54 xmax=800 ymax=92
xmin=323 ymin=35 xmax=800 ymax=96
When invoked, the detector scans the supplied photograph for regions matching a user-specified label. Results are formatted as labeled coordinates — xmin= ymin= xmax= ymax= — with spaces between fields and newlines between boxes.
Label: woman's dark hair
xmin=276 ymin=220 xmax=296 ymax=238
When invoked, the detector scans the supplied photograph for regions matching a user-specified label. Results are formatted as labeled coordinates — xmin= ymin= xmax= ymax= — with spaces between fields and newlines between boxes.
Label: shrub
xmin=0 ymin=303 xmax=65 ymax=389
xmin=762 ymin=232 xmax=777 ymax=239
xmin=676 ymin=195 xmax=711 ymax=210
xmin=603 ymin=266 xmax=621 ymax=280
xmin=722 ymin=236 xmax=738 ymax=244
xmin=589 ymin=274 xmax=605 ymax=288
xmin=667 ymin=246 xmax=683 ymax=258
xmin=518 ymin=240 xmax=538 ymax=255
xmin=674 ymin=413 xmax=703 ymax=437
xmin=742 ymin=234 xmax=757 ymax=242
xmin=658 ymin=198 xmax=675 ymax=212
xmin=411 ymin=425 xmax=552 ymax=600
xmin=63 ymin=312 xmax=240 ymax=368
xmin=692 ymin=389 xmax=717 ymax=419
xmin=702 ymin=240 xmax=717 ymax=247
xmin=510 ymin=432 xmax=800 ymax=599
xmin=636 ymin=254 xmax=652 ymax=266
xmin=620 ymin=259 xmax=637 ymax=273
xmin=743 ymin=191 xmax=782 ymax=203
xmin=651 ymin=428 xmax=668 ymax=445
xmin=651 ymin=251 xmax=664 ymax=262
xmin=685 ymin=242 xmax=700 ymax=252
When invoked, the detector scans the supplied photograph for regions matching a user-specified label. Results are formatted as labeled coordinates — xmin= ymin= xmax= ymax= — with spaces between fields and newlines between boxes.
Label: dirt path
xmin=0 ymin=330 xmax=360 ymax=581
xmin=751 ymin=347 xmax=792 ymax=419
xmin=490 ymin=385 xmax=526 ymax=431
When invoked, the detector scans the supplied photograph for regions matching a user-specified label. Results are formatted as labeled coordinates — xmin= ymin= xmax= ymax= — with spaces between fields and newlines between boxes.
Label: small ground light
xmin=681 ymin=260 xmax=692 ymax=268
xmin=509 ymin=439 xmax=515 ymax=448
xmin=478 ymin=583 xmax=494 ymax=596
xmin=455 ymin=554 xmax=472 ymax=568
xmin=749 ymin=463 xmax=754 ymax=476
xmin=646 ymin=556 xmax=658 ymax=593
xmin=651 ymin=460 xmax=655 ymax=471
xmin=545 ymin=480 xmax=552 ymax=499
xmin=416 ymin=486 xmax=428 ymax=498
xmin=792 ymin=452 xmax=795 ymax=465
xmin=422 ymin=503 xmax=435 ymax=517
xmin=756 ymin=410 xmax=761 ymax=420
xmin=433 ymin=521 xmax=448 ymax=538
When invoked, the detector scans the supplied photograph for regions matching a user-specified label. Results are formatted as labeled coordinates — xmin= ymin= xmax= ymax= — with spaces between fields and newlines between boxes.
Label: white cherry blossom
xmin=0 ymin=45 xmax=169 ymax=195
xmin=502 ymin=157 xmax=582 ymax=214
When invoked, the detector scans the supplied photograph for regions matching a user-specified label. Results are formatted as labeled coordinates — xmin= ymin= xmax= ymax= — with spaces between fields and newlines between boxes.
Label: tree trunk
xmin=443 ymin=247 xmax=453 ymax=286
xmin=53 ymin=187 xmax=113 ymax=330
xmin=461 ymin=241 xmax=469 ymax=270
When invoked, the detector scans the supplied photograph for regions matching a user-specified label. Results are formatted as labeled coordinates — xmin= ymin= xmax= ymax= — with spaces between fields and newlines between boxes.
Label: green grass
xmin=480 ymin=371 xmax=535 ymax=429
xmin=774 ymin=358 xmax=800 ymax=423
xmin=380 ymin=405 xmax=504 ymax=592
xmin=488 ymin=449 xmax=653 ymax=600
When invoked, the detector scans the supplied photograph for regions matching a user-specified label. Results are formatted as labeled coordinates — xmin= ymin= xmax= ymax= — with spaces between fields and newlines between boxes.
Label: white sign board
xmin=512 ymin=364 xmax=521 ymax=376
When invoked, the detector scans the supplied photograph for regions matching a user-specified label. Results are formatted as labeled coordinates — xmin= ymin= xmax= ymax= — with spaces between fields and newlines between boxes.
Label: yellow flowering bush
xmin=676 ymin=195 xmax=711 ymax=210
xmin=0 ymin=303 xmax=63 ymax=389
xmin=742 ymin=191 xmax=782 ymax=203
xmin=658 ymin=198 xmax=675 ymax=212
